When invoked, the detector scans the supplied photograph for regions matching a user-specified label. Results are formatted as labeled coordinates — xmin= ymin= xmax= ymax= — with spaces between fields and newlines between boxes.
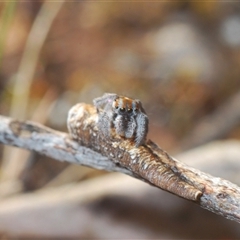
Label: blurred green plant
xmin=0 ymin=1 xmax=17 ymax=71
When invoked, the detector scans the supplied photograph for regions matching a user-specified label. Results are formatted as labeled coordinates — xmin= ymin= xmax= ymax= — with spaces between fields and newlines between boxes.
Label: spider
xmin=93 ymin=93 xmax=149 ymax=147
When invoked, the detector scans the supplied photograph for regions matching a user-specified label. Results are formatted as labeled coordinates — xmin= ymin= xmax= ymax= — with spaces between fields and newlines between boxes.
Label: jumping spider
xmin=93 ymin=93 xmax=149 ymax=147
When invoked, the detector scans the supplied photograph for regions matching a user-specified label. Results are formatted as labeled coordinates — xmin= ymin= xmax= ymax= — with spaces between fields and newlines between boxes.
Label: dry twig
xmin=0 ymin=104 xmax=240 ymax=223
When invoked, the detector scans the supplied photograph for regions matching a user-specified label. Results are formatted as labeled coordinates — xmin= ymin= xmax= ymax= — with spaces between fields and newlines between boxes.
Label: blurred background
xmin=1 ymin=1 xmax=240 ymax=238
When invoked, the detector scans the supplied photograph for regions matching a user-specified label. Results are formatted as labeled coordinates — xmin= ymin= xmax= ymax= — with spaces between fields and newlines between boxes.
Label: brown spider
xmin=93 ymin=93 xmax=148 ymax=147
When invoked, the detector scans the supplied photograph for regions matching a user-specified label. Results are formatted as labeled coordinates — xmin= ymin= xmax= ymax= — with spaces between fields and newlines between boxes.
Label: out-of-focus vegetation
xmin=1 ymin=1 xmax=240 ymax=238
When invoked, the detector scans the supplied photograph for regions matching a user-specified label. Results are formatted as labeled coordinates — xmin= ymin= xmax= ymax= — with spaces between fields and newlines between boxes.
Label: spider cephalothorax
xmin=93 ymin=93 xmax=148 ymax=147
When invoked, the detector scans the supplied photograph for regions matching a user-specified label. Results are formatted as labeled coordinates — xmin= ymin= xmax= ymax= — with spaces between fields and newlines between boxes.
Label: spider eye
xmin=115 ymin=106 xmax=119 ymax=109
xmin=119 ymin=108 xmax=125 ymax=112
xmin=127 ymin=109 xmax=133 ymax=113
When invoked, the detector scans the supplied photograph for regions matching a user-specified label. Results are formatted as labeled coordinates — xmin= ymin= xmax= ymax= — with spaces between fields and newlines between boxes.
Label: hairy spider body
xmin=93 ymin=93 xmax=148 ymax=147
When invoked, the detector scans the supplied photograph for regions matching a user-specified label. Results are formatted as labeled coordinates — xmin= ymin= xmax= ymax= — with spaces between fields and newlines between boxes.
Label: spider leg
xmin=135 ymin=112 xmax=148 ymax=147
xmin=97 ymin=111 xmax=112 ymax=137
xmin=114 ymin=115 xmax=127 ymax=137
xmin=125 ymin=117 xmax=136 ymax=138
xmin=93 ymin=93 xmax=117 ymax=111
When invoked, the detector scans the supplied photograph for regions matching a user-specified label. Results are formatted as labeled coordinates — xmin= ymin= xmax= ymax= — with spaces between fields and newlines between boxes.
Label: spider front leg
xmin=135 ymin=112 xmax=149 ymax=147
xmin=125 ymin=117 xmax=137 ymax=139
xmin=114 ymin=115 xmax=126 ymax=137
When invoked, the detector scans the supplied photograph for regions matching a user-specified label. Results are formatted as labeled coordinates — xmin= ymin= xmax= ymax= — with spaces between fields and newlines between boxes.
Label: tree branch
xmin=0 ymin=104 xmax=240 ymax=223
xmin=0 ymin=115 xmax=132 ymax=176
